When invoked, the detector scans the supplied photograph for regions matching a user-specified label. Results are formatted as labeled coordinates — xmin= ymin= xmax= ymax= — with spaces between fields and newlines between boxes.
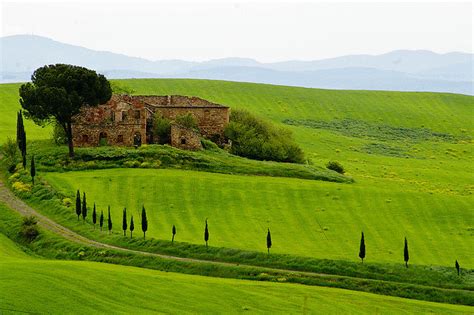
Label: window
xmin=121 ymin=111 xmax=128 ymax=122
xmin=110 ymin=111 xmax=115 ymax=122
xmin=134 ymin=110 xmax=141 ymax=119
xmin=117 ymin=135 xmax=124 ymax=143
xmin=180 ymin=138 xmax=186 ymax=145
xmin=82 ymin=134 xmax=89 ymax=143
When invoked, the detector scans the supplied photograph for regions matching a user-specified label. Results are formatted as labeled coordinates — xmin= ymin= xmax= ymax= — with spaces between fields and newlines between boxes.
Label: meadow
xmin=1 ymin=203 xmax=473 ymax=314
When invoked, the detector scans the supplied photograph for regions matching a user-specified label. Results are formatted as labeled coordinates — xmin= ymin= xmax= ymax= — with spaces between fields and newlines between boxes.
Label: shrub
xmin=224 ymin=109 xmax=304 ymax=163
xmin=326 ymin=161 xmax=345 ymax=174
xmin=153 ymin=115 xmax=171 ymax=144
xmin=62 ymin=198 xmax=72 ymax=207
xmin=201 ymin=138 xmax=219 ymax=151
xmin=12 ymin=181 xmax=32 ymax=193
xmin=20 ymin=216 xmax=39 ymax=241
xmin=51 ymin=123 xmax=67 ymax=145
xmin=2 ymin=137 xmax=20 ymax=172
xmin=175 ymin=113 xmax=198 ymax=130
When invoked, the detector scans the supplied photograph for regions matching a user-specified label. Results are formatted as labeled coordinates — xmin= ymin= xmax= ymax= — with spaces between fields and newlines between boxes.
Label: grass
xmin=1 ymin=202 xmax=473 ymax=311
xmin=43 ymin=167 xmax=473 ymax=267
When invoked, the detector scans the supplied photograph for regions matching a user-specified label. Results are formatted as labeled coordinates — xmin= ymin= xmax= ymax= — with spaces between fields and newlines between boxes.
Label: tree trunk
xmin=65 ymin=122 xmax=74 ymax=158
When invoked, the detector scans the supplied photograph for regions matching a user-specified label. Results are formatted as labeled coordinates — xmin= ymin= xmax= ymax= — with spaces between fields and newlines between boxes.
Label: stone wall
xmin=170 ymin=124 xmax=202 ymax=150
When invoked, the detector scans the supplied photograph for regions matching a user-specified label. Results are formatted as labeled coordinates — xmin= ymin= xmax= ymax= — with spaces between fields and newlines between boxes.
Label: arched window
xmin=181 ymin=138 xmax=186 ymax=145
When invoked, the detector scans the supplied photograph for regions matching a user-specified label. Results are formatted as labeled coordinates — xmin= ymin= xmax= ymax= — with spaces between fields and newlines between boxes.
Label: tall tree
xmin=82 ymin=192 xmax=87 ymax=222
xmin=130 ymin=215 xmax=134 ymax=239
xmin=99 ymin=210 xmax=104 ymax=231
xmin=19 ymin=64 xmax=112 ymax=157
xmin=204 ymin=219 xmax=209 ymax=248
xmin=266 ymin=228 xmax=272 ymax=254
xmin=92 ymin=203 xmax=97 ymax=229
xmin=30 ymin=155 xmax=36 ymax=185
xmin=455 ymin=260 xmax=460 ymax=276
xmin=172 ymin=225 xmax=176 ymax=243
xmin=16 ymin=110 xmax=27 ymax=168
xmin=141 ymin=206 xmax=148 ymax=240
xmin=75 ymin=190 xmax=81 ymax=220
xmin=122 ymin=208 xmax=127 ymax=236
xmin=404 ymin=237 xmax=409 ymax=268
xmin=107 ymin=206 xmax=112 ymax=234
xmin=359 ymin=232 xmax=366 ymax=263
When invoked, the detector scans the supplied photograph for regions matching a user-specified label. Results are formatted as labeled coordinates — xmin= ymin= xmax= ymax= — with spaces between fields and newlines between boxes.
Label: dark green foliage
xmin=326 ymin=161 xmax=345 ymax=174
xmin=456 ymin=260 xmax=460 ymax=276
xmin=92 ymin=203 xmax=97 ymax=228
xmin=30 ymin=155 xmax=36 ymax=185
xmin=141 ymin=206 xmax=148 ymax=239
xmin=20 ymin=215 xmax=39 ymax=242
xmin=75 ymin=190 xmax=81 ymax=220
xmin=267 ymin=228 xmax=272 ymax=254
xmin=172 ymin=225 xmax=176 ymax=243
xmin=404 ymin=237 xmax=410 ymax=268
xmin=225 ymin=109 xmax=304 ymax=163
xmin=99 ymin=210 xmax=104 ymax=231
xmin=122 ymin=208 xmax=127 ymax=236
xmin=19 ymin=64 xmax=112 ymax=157
xmin=17 ymin=111 xmax=27 ymax=168
xmin=283 ymin=118 xmax=468 ymax=143
xmin=2 ymin=137 xmax=20 ymax=173
xmin=175 ymin=113 xmax=198 ymax=130
xmin=81 ymin=192 xmax=87 ymax=221
xmin=204 ymin=219 xmax=209 ymax=248
xmin=130 ymin=216 xmax=134 ymax=238
xmin=359 ymin=232 xmax=366 ymax=263
xmin=153 ymin=115 xmax=171 ymax=144
xmin=107 ymin=206 xmax=112 ymax=233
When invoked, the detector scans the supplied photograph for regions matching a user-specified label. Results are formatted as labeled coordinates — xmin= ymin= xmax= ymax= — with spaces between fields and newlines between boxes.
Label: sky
xmin=1 ymin=0 xmax=472 ymax=62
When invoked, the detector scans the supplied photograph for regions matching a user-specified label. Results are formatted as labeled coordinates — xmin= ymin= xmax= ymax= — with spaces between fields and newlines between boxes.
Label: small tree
xmin=455 ymin=260 xmax=460 ymax=276
xmin=122 ymin=208 xmax=127 ymax=236
xmin=326 ymin=161 xmax=345 ymax=174
xmin=175 ymin=113 xmax=198 ymax=130
xmin=30 ymin=155 xmax=36 ymax=185
xmin=20 ymin=216 xmax=39 ymax=242
xmin=153 ymin=115 xmax=171 ymax=144
xmin=81 ymin=192 xmax=87 ymax=222
xmin=404 ymin=237 xmax=409 ymax=268
xmin=141 ymin=206 xmax=148 ymax=240
xmin=204 ymin=219 xmax=209 ymax=248
xmin=99 ymin=210 xmax=104 ymax=231
xmin=266 ymin=228 xmax=272 ymax=254
xmin=2 ymin=137 xmax=20 ymax=173
xmin=359 ymin=232 xmax=366 ymax=263
xmin=130 ymin=215 xmax=134 ymax=239
xmin=92 ymin=203 xmax=97 ymax=229
xmin=75 ymin=190 xmax=81 ymax=220
xmin=172 ymin=225 xmax=176 ymax=243
xmin=107 ymin=206 xmax=112 ymax=234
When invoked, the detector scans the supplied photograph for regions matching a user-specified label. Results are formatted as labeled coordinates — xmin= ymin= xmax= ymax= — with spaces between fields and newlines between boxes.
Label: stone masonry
xmin=71 ymin=94 xmax=230 ymax=150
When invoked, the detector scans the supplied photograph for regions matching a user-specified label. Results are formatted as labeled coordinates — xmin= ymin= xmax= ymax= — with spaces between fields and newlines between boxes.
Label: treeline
xmin=224 ymin=109 xmax=305 ymax=163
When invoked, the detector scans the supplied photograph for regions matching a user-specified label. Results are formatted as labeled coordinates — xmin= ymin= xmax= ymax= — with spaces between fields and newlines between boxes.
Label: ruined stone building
xmin=71 ymin=94 xmax=230 ymax=150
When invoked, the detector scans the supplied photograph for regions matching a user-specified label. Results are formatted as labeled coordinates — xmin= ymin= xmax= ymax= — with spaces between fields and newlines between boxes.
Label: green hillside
xmin=1 ymin=232 xmax=473 ymax=314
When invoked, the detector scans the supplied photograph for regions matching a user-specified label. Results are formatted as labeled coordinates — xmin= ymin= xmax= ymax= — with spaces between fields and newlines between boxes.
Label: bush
xmin=175 ymin=113 xmax=198 ymax=130
xmin=20 ymin=216 xmax=39 ymax=241
xmin=201 ymin=138 xmax=219 ymax=151
xmin=153 ymin=115 xmax=171 ymax=144
xmin=2 ymin=137 xmax=20 ymax=172
xmin=326 ymin=161 xmax=345 ymax=174
xmin=51 ymin=123 xmax=67 ymax=145
xmin=224 ymin=109 xmax=304 ymax=163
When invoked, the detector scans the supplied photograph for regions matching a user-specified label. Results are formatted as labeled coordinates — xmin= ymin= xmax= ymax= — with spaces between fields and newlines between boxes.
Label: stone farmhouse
xmin=71 ymin=94 xmax=230 ymax=150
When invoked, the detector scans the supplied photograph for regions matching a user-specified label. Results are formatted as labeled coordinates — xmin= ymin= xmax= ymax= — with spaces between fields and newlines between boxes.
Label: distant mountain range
xmin=1 ymin=35 xmax=473 ymax=94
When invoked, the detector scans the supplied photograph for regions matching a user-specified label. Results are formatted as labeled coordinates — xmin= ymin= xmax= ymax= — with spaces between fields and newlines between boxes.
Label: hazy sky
xmin=1 ymin=0 xmax=472 ymax=62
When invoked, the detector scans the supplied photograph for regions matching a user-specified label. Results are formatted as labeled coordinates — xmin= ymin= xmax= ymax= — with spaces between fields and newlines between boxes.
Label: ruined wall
xmin=170 ymin=124 xmax=202 ymax=150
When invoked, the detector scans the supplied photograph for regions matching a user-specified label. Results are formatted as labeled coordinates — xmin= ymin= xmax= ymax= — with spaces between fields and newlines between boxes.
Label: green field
xmin=2 ymin=232 xmax=473 ymax=314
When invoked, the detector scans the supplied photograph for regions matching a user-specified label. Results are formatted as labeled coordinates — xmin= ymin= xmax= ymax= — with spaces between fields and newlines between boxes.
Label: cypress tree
xmin=266 ymin=228 xmax=272 ymax=254
xmin=404 ymin=237 xmax=409 ymax=268
xmin=99 ymin=210 xmax=104 ymax=231
xmin=17 ymin=111 xmax=27 ymax=168
xmin=75 ymin=190 xmax=81 ymax=220
xmin=92 ymin=203 xmax=97 ymax=229
xmin=204 ymin=219 xmax=209 ymax=248
xmin=82 ymin=192 xmax=87 ymax=222
xmin=122 ymin=208 xmax=127 ymax=236
xmin=130 ymin=215 xmax=134 ymax=239
xmin=359 ymin=231 xmax=366 ymax=263
xmin=30 ymin=155 xmax=36 ymax=185
xmin=141 ymin=206 xmax=148 ymax=239
xmin=172 ymin=225 xmax=176 ymax=243
xmin=107 ymin=206 xmax=112 ymax=234
xmin=455 ymin=260 xmax=460 ymax=276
